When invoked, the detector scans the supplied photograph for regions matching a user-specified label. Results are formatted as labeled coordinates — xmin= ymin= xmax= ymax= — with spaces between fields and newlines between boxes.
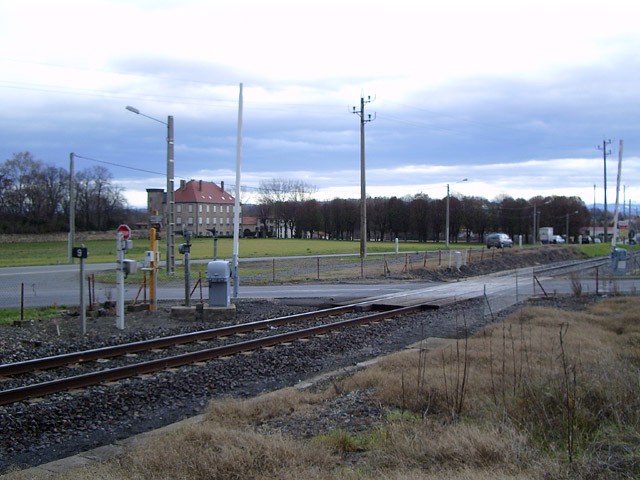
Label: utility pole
xmin=352 ymin=95 xmax=374 ymax=261
xmin=598 ymin=139 xmax=612 ymax=242
xmin=593 ymin=184 xmax=596 ymax=238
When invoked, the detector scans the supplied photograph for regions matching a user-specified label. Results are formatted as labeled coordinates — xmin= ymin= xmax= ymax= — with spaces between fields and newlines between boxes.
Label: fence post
xmin=317 ymin=257 xmax=320 ymax=280
xmin=21 ymin=282 xmax=25 ymax=321
xmin=87 ymin=274 xmax=93 ymax=311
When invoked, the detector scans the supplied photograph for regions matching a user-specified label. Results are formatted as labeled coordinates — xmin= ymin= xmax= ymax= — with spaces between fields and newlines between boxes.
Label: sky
xmin=1 ymin=0 xmax=639 ymax=211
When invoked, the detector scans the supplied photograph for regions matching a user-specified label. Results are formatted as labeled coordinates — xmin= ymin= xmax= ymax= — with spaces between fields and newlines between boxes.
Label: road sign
xmin=71 ymin=246 xmax=88 ymax=259
xmin=117 ymin=224 xmax=132 ymax=240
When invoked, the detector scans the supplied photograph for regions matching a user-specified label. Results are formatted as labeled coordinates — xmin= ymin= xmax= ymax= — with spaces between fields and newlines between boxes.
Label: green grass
xmin=0 ymin=305 xmax=70 ymax=326
xmin=575 ymin=242 xmax=633 ymax=257
xmin=0 ymin=237 xmax=476 ymax=268
xmin=0 ymin=236 xmax=628 ymax=268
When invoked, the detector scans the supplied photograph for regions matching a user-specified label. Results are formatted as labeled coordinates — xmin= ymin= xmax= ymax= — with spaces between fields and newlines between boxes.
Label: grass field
xmin=0 ymin=236 xmax=621 ymax=268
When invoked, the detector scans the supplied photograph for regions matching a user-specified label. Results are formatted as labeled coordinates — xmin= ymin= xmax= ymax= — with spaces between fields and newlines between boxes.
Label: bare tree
xmin=258 ymin=178 xmax=317 ymax=237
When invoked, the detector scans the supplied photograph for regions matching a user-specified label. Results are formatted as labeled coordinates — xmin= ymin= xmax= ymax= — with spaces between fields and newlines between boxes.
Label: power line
xmin=74 ymin=153 xmax=259 ymax=194
xmin=74 ymin=154 xmax=167 ymax=177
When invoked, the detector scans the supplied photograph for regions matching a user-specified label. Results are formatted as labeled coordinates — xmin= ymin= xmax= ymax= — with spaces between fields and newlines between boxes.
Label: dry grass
xmin=19 ymin=295 xmax=640 ymax=480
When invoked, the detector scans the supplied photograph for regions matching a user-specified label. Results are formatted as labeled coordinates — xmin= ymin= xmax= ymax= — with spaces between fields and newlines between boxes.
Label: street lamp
xmin=446 ymin=178 xmax=467 ymax=248
xmin=126 ymin=106 xmax=175 ymax=276
xmin=566 ymin=210 xmax=578 ymax=242
xmin=531 ymin=199 xmax=552 ymax=244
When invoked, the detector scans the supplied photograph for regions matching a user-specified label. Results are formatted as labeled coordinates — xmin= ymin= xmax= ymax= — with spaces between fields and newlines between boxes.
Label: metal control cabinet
xmin=611 ymin=248 xmax=628 ymax=273
xmin=207 ymin=260 xmax=231 ymax=307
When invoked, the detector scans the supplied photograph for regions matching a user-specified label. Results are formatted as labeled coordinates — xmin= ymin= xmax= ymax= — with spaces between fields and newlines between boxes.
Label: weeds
xmin=570 ymin=272 xmax=583 ymax=296
xmin=0 ymin=305 xmax=69 ymax=325
xmin=441 ymin=314 xmax=470 ymax=419
xmin=39 ymin=296 xmax=640 ymax=480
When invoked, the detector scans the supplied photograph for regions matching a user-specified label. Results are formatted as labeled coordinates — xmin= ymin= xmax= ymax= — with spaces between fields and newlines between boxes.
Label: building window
xmin=198 ymin=217 xmax=202 ymax=225
xmin=199 ymin=205 xmax=202 ymax=213
xmin=213 ymin=205 xmax=217 ymax=213
xmin=176 ymin=217 xmax=182 ymax=225
xmin=206 ymin=218 xmax=210 ymax=225
xmin=206 ymin=205 xmax=210 ymax=213
xmin=176 ymin=205 xmax=182 ymax=213
xmin=188 ymin=217 xmax=194 ymax=225
xmin=188 ymin=205 xmax=193 ymax=213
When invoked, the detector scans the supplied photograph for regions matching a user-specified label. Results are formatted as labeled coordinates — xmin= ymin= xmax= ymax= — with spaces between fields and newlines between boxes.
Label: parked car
xmin=486 ymin=233 xmax=513 ymax=249
xmin=581 ymin=235 xmax=593 ymax=244
xmin=551 ymin=235 xmax=565 ymax=244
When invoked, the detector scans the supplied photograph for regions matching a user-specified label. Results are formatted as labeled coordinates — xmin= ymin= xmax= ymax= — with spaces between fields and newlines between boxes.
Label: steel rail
xmin=0 ymin=304 xmax=359 ymax=377
xmin=0 ymin=303 xmax=434 ymax=406
xmin=532 ymin=256 xmax=609 ymax=275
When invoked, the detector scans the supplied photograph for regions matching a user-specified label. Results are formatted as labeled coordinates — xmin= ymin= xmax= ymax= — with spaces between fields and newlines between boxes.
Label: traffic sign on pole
xmin=117 ymin=224 xmax=132 ymax=240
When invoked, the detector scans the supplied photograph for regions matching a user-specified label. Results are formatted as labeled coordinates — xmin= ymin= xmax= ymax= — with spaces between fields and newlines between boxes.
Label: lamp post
xmin=445 ymin=178 xmax=467 ymax=248
xmin=126 ymin=106 xmax=175 ymax=276
xmin=566 ymin=210 xmax=578 ymax=242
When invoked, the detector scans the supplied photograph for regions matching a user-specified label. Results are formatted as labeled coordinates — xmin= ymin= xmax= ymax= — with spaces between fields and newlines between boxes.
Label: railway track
xmin=0 ymin=302 xmax=436 ymax=406
xmin=0 ymin=256 xmax=612 ymax=407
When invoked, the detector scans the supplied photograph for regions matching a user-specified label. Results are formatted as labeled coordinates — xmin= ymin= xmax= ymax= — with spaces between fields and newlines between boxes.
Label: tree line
xmin=0 ymin=152 xmax=129 ymax=233
xmin=2 ymin=153 xmax=599 ymax=242
xmin=254 ymin=178 xmax=594 ymax=243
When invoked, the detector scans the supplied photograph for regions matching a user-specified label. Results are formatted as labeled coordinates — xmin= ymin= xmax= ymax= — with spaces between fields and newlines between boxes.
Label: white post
xmin=232 ymin=82 xmax=243 ymax=298
xmin=167 ymin=115 xmax=175 ymax=276
xmin=445 ymin=183 xmax=450 ymax=248
xmin=611 ymin=139 xmax=624 ymax=249
xmin=80 ymin=253 xmax=86 ymax=335
xmin=68 ymin=152 xmax=75 ymax=264
xmin=116 ymin=233 xmax=125 ymax=330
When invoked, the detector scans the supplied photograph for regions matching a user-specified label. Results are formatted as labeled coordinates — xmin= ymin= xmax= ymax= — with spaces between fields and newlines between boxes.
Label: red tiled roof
xmin=174 ymin=180 xmax=235 ymax=204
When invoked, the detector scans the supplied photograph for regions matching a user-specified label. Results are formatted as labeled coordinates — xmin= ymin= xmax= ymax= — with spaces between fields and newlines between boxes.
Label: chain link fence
xmin=482 ymin=251 xmax=640 ymax=320
xmin=2 ymin=249 xmax=639 ymax=315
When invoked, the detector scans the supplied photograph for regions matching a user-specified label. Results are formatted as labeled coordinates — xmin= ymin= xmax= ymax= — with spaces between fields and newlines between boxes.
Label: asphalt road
xmin=2 ymin=261 xmax=638 ymax=312
xmin=0 ymin=263 xmax=437 ymax=309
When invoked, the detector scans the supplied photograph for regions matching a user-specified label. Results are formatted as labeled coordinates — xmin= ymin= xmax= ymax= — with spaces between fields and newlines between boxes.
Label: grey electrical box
xmin=123 ymin=259 xmax=138 ymax=276
xmin=611 ymin=248 xmax=628 ymax=273
xmin=207 ymin=260 xmax=230 ymax=307
xmin=454 ymin=251 xmax=464 ymax=270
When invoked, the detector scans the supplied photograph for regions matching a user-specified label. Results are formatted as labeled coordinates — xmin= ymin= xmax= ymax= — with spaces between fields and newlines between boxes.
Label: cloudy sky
xmin=1 ymin=0 xmax=639 ymax=210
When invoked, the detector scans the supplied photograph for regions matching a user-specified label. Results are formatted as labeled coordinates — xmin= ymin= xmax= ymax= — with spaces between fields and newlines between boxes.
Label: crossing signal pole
xmin=598 ymin=139 xmax=612 ymax=242
xmin=352 ymin=95 xmax=375 ymax=261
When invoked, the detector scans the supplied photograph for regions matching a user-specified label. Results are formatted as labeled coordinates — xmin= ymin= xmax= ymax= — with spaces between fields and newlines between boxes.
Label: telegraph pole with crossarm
xmin=352 ymin=95 xmax=375 ymax=262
